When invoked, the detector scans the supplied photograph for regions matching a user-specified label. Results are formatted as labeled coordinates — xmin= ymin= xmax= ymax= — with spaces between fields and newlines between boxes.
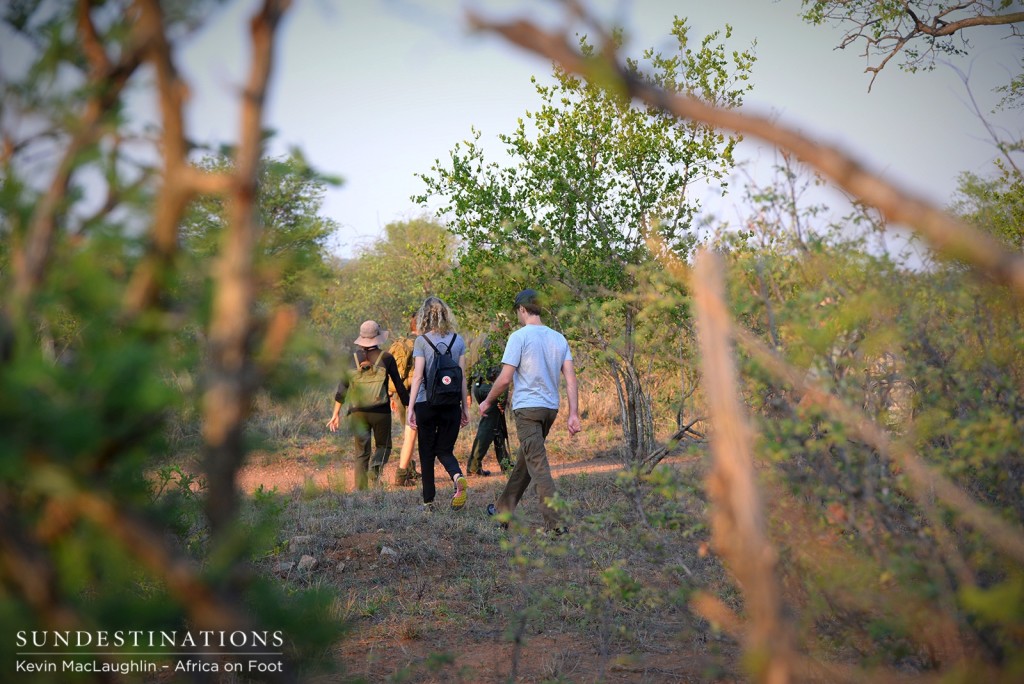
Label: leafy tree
xmin=312 ymin=217 xmax=455 ymax=339
xmin=800 ymin=0 xmax=1024 ymax=89
xmin=417 ymin=20 xmax=754 ymax=463
xmin=181 ymin=152 xmax=340 ymax=311
xmin=720 ymin=158 xmax=1024 ymax=675
xmin=951 ymin=169 xmax=1024 ymax=249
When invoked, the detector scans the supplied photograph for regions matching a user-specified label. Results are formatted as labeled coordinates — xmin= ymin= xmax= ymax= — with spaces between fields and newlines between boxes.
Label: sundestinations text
xmin=16 ymin=630 xmax=285 ymax=649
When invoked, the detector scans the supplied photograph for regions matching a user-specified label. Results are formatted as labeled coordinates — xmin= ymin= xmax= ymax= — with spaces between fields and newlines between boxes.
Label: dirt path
xmin=235 ymin=447 xmax=629 ymax=494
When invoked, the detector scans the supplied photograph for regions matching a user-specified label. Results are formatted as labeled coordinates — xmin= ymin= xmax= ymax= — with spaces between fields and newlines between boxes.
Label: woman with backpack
xmin=406 ymin=297 xmax=469 ymax=511
xmin=327 ymin=320 xmax=410 ymax=490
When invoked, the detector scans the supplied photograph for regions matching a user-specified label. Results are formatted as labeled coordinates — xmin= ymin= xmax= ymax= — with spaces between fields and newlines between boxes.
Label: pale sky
xmin=42 ymin=1 xmax=1024 ymax=256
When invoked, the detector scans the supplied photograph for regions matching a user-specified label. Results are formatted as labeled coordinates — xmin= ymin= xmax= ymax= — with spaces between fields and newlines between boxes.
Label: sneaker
xmin=422 ymin=502 xmax=434 ymax=513
xmin=451 ymin=474 xmax=468 ymax=511
xmin=551 ymin=526 xmax=570 ymax=537
xmin=487 ymin=503 xmax=507 ymax=530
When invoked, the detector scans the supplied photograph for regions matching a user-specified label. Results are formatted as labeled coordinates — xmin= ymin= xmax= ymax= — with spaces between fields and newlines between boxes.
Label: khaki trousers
xmin=495 ymin=407 xmax=560 ymax=529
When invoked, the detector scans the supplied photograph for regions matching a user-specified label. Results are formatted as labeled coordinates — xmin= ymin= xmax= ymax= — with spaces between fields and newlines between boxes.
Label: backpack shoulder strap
xmin=422 ymin=335 xmax=440 ymax=354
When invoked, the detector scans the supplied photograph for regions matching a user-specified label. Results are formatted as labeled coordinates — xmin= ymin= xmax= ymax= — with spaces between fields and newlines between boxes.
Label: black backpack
xmin=423 ymin=334 xmax=463 ymax=406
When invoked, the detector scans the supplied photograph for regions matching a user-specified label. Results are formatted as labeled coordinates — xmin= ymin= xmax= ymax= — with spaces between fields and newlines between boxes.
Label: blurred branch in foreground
xmin=201 ymin=0 xmax=291 ymax=538
xmin=467 ymin=8 xmax=1024 ymax=302
xmin=692 ymin=249 xmax=794 ymax=684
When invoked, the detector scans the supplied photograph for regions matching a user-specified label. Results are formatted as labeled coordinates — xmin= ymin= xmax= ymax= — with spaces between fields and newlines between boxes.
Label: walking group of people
xmin=326 ymin=289 xmax=581 ymax=533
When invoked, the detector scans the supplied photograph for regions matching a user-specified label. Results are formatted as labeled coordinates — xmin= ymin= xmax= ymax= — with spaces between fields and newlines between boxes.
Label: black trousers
xmin=414 ymin=402 xmax=464 ymax=504
xmin=467 ymin=383 xmax=511 ymax=474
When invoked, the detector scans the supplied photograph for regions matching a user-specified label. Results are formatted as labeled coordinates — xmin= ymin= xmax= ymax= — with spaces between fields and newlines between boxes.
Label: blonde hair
xmin=416 ymin=296 xmax=457 ymax=335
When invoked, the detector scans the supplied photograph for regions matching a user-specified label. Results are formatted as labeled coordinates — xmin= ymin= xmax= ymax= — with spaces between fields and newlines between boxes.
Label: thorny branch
xmin=10 ymin=5 xmax=146 ymax=316
xmin=692 ymin=250 xmax=794 ymax=684
xmin=123 ymin=0 xmax=232 ymax=317
xmin=202 ymin=0 xmax=291 ymax=536
xmin=467 ymin=11 xmax=1024 ymax=302
xmin=3 ymin=0 xmax=298 ymax=661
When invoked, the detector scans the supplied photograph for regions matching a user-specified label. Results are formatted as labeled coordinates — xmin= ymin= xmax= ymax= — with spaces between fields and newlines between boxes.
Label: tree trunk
xmin=608 ymin=306 xmax=656 ymax=463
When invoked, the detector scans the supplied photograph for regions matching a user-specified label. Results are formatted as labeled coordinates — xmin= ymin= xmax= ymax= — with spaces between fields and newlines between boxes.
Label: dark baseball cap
xmin=513 ymin=288 xmax=540 ymax=309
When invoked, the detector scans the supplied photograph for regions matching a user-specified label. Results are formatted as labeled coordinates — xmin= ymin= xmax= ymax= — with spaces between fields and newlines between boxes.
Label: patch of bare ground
xmin=239 ymin=425 xmax=742 ymax=683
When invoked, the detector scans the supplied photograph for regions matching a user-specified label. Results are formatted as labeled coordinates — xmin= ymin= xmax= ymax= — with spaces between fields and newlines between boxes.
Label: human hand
xmin=567 ymin=413 xmax=582 ymax=436
xmin=478 ymin=399 xmax=491 ymax=417
xmin=460 ymin=407 xmax=470 ymax=427
xmin=407 ymin=405 xmax=417 ymax=429
xmin=327 ymin=414 xmax=340 ymax=433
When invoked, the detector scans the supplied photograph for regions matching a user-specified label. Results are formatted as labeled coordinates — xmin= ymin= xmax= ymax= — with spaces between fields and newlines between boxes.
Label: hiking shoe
xmin=422 ymin=502 xmax=434 ymax=513
xmin=487 ymin=503 xmax=508 ymax=530
xmin=468 ymin=469 xmax=492 ymax=477
xmin=451 ymin=474 xmax=468 ymax=511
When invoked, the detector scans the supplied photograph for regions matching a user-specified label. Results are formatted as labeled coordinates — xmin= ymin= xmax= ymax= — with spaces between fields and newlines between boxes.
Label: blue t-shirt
xmin=413 ymin=331 xmax=467 ymax=404
xmin=501 ymin=324 xmax=572 ymax=411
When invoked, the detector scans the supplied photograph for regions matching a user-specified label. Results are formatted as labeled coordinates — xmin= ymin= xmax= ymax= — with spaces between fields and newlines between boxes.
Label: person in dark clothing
xmin=406 ymin=297 xmax=469 ymax=511
xmin=466 ymin=320 xmax=514 ymax=476
xmin=328 ymin=320 xmax=410 ymax=490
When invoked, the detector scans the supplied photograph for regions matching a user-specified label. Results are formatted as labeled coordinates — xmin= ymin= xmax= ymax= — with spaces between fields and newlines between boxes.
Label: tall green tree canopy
xmin=417 ymin=19 xmax=755 ymax=461
xmin=181 ymin=152 xmax=339 ymax=310
xmin=313 ymin=217 xmax=455 ymax=340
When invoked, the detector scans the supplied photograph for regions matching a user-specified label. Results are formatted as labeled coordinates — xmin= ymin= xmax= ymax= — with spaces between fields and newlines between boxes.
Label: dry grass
xmin=167 ymin=377 xmax=745 ymax=682
xmin=242 ymin=443 xmax=741 ymax=683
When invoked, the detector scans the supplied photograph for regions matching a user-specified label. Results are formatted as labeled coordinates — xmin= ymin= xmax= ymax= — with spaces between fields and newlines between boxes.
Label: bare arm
xmin=562 ymin=358 xmax=581 ymax=436
xmin=479 ymin=363 xmax=515 ymax=417
xmin=327 ymin=399 xmax=343 ymax=432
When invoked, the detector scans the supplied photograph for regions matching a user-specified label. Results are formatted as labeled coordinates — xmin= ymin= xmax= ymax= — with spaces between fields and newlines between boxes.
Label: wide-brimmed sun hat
xmin=354 ymin=320 xmax=389 ymax=347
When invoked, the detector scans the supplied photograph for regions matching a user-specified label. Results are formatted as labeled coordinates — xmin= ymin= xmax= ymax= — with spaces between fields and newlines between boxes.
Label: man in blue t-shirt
xmin=478 ymin=289 xmax=582 ymax=533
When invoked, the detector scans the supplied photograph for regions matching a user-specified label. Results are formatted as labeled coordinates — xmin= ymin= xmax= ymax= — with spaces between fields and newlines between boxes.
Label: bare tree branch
xmin=122 ymin=0 xmax=232 ymax=317
xmin=692 ymin=249 xmax=794 ymax=684
xmin=731 ymin=322 xmax=1024 ymax=567
xmin=467 ymin=12 xmax=1024 ymax=301
xmin=10 ymin=8 xmax=145 ymax=315
xmin=913 ymin=9 xmax=1024 ymax=37
xmin=805 ymin=0 xmax=1024 ymax=85
xmin=202 ymin=0 xmax=291 ymax=535
xmin=77 ymin=0 xmax=112 ymax=74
